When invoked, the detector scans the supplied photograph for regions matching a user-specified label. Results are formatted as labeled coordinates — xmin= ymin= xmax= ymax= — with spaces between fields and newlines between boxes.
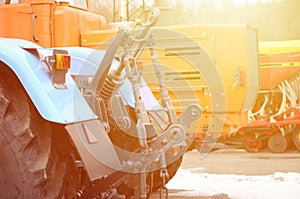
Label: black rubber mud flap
xmin=66 ymin=120 xmax=122 ymax=181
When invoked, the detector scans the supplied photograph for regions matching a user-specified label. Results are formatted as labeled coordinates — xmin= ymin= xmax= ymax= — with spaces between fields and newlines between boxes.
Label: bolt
xmin=191 ymin=108 xmax=197 ymax=116
xmin=162 ymin=138 xmax=168 ymax=145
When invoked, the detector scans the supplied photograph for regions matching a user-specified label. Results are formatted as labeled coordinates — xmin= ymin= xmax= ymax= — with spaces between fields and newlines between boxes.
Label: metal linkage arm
xmin=87 ymin=28 xmax=127 ymax=96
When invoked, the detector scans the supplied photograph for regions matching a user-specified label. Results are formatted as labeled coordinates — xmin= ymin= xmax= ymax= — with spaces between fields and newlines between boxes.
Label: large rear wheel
xmin=0 ymin=66 xmax=78 ymax=198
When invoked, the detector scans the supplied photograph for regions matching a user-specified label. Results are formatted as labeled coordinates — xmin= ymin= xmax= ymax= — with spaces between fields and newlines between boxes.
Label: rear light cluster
xmin=46 ymin=49 xmax=71 ymax=89
xmin=55 ymin=53 xmax=71 ymax=70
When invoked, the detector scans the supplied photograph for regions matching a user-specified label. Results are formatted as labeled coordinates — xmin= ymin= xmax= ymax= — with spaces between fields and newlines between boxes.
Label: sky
xmin=172 ymin=0 xmax=285 ymax=8
xmin=167 ymin=167 xmax=300 ymax=199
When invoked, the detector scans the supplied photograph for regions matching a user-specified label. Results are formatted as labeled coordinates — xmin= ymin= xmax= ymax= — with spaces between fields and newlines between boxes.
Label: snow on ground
xmin=166 ymin=167 xmax=300 ymax=199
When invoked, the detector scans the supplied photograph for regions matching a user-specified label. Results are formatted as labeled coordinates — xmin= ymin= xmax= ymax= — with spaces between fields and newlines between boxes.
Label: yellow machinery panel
xmin=142 ymin=24 xmax=260 ymax=139
xmin=81 ymin=24 xmax=260 ymax=141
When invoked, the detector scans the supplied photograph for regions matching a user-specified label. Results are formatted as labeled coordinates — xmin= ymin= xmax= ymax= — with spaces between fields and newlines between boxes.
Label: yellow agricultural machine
xmin=143 ymin=37 xmax=300 ymax=154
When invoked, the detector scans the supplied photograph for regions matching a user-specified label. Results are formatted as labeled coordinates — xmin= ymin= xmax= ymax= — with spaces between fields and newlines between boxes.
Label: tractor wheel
xmin=0 ymin=67 xmax=77 ymax=198
xmin=242 ymin=133 xmax=263 ymax=153
xmin=292 ymin=129 xmax=300 ymax=151
xmin=268 ymin=133 xmax=288 ymax=153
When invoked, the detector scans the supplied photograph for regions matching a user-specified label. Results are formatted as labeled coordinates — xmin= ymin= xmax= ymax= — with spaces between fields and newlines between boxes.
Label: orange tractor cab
xmin=0 ymin=0 xmax=107 ymax=47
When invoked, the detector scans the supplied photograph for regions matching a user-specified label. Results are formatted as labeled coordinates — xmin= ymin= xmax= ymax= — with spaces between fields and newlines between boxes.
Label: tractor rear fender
xmin=0 ymin=38 xmax=97 ymax=124
xmin=0 ymin=38 xmax=124 ymax=180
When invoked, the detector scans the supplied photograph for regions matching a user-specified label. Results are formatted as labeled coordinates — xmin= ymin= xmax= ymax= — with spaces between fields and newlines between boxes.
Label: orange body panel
xmin=30 ymin=2 xmax=52 ymax=47
xmin=0 ymin=0 xmax=106 ymax=48
xmin=260 ymin=65 xmax=300 ymax=90
xmin=54 ymin=5 xmax=106 ymax=47
xmin=0 ymin=3 xmax=33 ymax=42
xmin=259 ymin=51 xmax=300 ymax=90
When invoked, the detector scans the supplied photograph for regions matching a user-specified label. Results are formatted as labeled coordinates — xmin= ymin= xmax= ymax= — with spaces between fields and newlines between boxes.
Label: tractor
xmin=0 ymin=1 xmax=201 ymax=198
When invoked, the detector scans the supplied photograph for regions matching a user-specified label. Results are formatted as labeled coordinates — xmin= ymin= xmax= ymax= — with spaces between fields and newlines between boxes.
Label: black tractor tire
xmin=0 ymin=66 xmax=78 ymax=198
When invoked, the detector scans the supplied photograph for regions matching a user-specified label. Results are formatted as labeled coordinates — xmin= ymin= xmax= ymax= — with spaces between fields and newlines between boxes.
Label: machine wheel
xmin=0 ymin=67 xmax=77 ymax=198
xmin=242 ymin=133 xmax=263 ymax=153
xmin=292 ymin=128 xmax=300 ymax=151
xmin=268 ymin=132 xmax=288 ymax=153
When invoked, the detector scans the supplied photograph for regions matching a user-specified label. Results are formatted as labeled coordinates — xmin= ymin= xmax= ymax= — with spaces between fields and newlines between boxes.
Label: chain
xmin=159 ymin=168 xmax=169 ymax=199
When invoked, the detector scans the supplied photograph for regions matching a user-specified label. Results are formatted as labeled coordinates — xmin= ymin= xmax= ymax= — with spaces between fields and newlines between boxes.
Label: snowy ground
xmin=166 ymin=167 xmax=300 ymax=199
